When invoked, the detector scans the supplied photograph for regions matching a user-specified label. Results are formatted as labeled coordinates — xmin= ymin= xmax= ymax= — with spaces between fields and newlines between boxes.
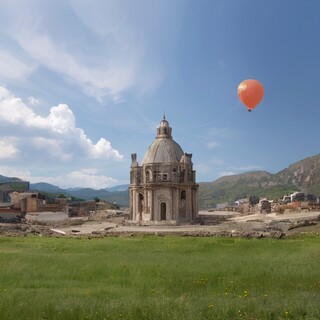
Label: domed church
xmin=130 ymin=117 xmax=199 ymax=223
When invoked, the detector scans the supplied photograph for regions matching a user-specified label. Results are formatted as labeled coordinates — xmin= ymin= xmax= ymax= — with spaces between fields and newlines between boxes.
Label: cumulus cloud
xmin=0 ymin=85 xmax=123 ymax=161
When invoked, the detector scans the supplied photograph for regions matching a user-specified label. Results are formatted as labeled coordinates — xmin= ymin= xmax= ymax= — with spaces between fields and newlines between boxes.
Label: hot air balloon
xmin=237 ymin=79 xmax=264 ymax=112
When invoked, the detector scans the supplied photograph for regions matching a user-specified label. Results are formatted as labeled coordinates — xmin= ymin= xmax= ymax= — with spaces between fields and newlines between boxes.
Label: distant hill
xmin=29 ymin=183 xmax=129 ymax=206
xmin=0 ymin=175 xmax=24 ymax=183
xmin=67 ymin=188 xmax=129 ymax=207
xmin=5 ymin=153 xmax=320 ymax=209
xmin=199 ymin=154 xmax=320 ymax=208
xmin=30 ymin=182 xmax=65 ymax=194
xmin=198 ymin=171 xmax=295 ymax=209
xmin=275 ymin=154 xmax=320 ymax=192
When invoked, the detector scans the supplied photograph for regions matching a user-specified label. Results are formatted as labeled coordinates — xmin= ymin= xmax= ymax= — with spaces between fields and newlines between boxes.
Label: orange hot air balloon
xmin=237 ymin=79 xmax=264 ymax=112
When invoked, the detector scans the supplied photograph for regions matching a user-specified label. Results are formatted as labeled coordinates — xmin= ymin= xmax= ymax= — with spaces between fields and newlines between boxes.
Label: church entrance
xmin=160 ymin=202 xmax=166 ymax=220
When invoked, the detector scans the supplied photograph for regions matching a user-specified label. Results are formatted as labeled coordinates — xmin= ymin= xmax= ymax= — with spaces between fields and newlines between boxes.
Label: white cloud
xmin=0 ymin=166 xmax=32 ymax=181
xmin=0 ymin=141 xmax=18 ymax=159
xmin=0 ymin=86 xmax=47 ymax=128
xmin=0 ymin=49 xmax=34 ymax=81
xmin=0 ymin=1 xmax=164 ymax=102
xmin=0 ymin=166 xmax=119 ymax=189
xmin=15 ymin=31 xmax=140 ymax=102
xmin=0 ymin=85 xmax=123 ymax=161
xmin=35 ymin=169 xmax=119 ymax=189
xmin=88 ymin=137 xmax=123 ymax=160
xmin=47 ymin=104 xmax=76 ymax=134
xmin=28 ymin=96 xmax=40 ymax=106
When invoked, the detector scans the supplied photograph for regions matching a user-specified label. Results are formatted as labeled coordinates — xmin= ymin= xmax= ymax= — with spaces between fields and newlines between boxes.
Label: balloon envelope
xmin=237 ymin=79 xmax=264 ymax=111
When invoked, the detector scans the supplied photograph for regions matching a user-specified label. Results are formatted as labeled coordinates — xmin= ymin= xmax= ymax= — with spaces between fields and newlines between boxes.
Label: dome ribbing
xmin=141 ymin=118 xmax=184 ymax=165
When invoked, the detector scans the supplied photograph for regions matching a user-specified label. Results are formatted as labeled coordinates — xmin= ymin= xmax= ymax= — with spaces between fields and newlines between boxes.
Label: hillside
xmin=198 ymin=171 xmax=296 ymax=209
xmin=199 ymin=154 xmax=320 ymax=208
xmin=275 ymin=154 xmax=320 ymax=193
xmin=30 ymin=182 xmax=65 ymax=194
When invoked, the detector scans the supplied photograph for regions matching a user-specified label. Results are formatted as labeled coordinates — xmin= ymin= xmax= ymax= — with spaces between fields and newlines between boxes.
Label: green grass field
xmin=1 ymin=235 xmax=320 ymax=320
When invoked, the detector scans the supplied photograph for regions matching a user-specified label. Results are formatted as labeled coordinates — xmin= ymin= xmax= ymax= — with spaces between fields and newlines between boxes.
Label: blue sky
xmin=0 ymin=0 xmax=320 ymax=189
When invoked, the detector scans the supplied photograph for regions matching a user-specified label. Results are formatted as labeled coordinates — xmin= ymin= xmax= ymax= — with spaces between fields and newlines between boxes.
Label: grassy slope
xmin=0 ymin=236 xmax=320 ymax=320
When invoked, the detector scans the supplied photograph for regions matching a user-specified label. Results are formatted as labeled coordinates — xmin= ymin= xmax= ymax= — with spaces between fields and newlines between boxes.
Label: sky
xmin=0 ymin=0 xmax=320 ymax=189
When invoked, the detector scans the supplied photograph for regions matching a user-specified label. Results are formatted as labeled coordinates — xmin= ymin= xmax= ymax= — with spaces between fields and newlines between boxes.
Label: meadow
xmin=0 ymin=235 xmax=320 ymax=320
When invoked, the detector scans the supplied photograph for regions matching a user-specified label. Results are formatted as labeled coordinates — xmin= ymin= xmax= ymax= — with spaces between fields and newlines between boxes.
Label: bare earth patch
xmin=1 ymin=208 xmax=319 ymax=238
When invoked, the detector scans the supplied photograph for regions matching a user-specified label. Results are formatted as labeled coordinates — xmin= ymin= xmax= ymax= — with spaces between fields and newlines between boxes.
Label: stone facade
xmin=130 ymin=117 xmax=198 ymax=223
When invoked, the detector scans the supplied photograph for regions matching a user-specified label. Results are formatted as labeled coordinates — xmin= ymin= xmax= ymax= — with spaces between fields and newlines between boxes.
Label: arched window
xmin=160 ymin=202 xmax=166 ymax=220
xmin=181 ymin=190 xmax=186 ymax=200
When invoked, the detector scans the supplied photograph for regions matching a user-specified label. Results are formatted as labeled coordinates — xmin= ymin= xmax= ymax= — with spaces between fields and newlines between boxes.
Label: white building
xmin=129 ymin=117 xmax=199 ymax=223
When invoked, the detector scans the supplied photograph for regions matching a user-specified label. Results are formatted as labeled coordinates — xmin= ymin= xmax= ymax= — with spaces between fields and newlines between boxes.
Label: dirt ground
xmin=1 ymin=209 xmax=319 ymax=238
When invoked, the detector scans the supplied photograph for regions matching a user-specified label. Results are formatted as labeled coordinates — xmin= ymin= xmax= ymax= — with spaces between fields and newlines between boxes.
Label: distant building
xmin=130 ymin=117 xmax=199 ymax=223
xmin=283 ymin=192 xmax=317 ymax=203
xmin=0 ymin=180 xmax=30 ymax=202
xmin=257 ymin=198 xmax=271 ymax=213
xmin=10 ymin=192 xmax=45 ymax=214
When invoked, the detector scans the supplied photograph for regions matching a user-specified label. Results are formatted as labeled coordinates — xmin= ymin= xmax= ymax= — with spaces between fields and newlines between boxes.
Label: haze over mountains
xmin=2 ymin=154 xmax=320 ymax=208
xmin=29 ymin=182 xmax=130 ymax=207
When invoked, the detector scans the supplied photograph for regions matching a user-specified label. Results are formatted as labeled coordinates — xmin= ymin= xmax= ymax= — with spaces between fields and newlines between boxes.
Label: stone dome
xmin=141 ymin=117 xmax=184 ymax=165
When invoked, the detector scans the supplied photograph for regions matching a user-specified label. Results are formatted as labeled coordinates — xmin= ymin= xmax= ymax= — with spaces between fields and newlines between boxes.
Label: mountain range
xmin=2 ymin=153 xmax=320 ymax=208
xmin=28 ymin=182 xmax=130 ymax=207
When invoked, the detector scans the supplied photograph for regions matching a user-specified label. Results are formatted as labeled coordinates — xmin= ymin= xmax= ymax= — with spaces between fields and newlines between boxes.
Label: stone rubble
xmin=0 ymin=210 xmax=319 ymax=238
